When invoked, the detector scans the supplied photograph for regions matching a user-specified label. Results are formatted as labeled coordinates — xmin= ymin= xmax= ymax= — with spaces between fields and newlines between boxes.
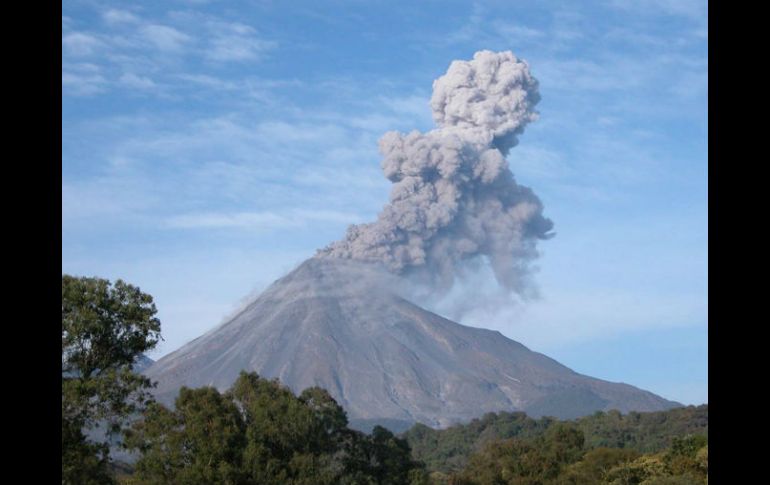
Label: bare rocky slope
xmin=145 ymin=258 xmax=679 ymax=430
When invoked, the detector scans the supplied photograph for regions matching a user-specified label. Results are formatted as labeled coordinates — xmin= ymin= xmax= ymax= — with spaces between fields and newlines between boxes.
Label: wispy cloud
xmin=102 ymin=8 xmax=140 ymax=26
xmin=62 ymin=63 xmax=108 ymax=96
xmin=62 ymin=32 xmax=104 ymax=57
xmin=139 ymin=24 xmax=192 ymax=52
xmin=606 ymin=0 xmax=708 ymax=21
xmin=176 ymin=73 xmax=238 ymax=90
xmin=61 ymin=8 xmax=276 ymax=98
xmin=491 ymin=22 xmax=546 ymax=42
xmin=204 ymin=21 xmax=277 ymax=62
xmin=166 ymin=209 xmax=363 ymax=230
xmin=118 ymin=72 xmax=157 ymax=90
xmin=61 ymin=102 xmax=395 ymax=232
xmin=62 ymin=174 xmax=161 ymax=224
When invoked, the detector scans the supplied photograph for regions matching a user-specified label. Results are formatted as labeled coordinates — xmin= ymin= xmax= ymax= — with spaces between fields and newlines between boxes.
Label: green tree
xmin=125 ymin=387 xmax=246 ymax=485
xmin=229 ymin=372 xmax=330 ymax=484
xmin=556 ymin=447 xmax=639 ymax=484
xmin=126 ymin=372 xmax=427 ymax=484
xmin=403 ymin=405 xmax=707 ymax=475
xmin=660 ymin=436 xmax=707 ymax=485
xmin=456 ymin=437 xmax=540 ymax=484
xmin=62 ymin=416 xmax=115 ymax=485
xmin=367 ymin=425 xmax=426 ymax=485
xmin=453 ymin=423 xmax=585 ymax=485
xmin=299 ymin=386 xmax=349 ymax=443
xmin=543 ymin=423 xmax=585 ymax=466
xmin=62 ymin=275 xmax=162 ymax=484
xmin=603 ymin=454 xmax=669 ymax=485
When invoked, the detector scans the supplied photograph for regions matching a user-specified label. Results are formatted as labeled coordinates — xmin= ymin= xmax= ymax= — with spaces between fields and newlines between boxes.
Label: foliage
xmin=576 ymin=408 xmax=708 ymax=453
xmin=62 ymin=416 xmax=115 ymax=485
xmin=62 ymin=275 xmax=162 ymax=485
xmin=118 ymin=386 xmax=708 ymax=485
xmin=403 ymin=406 xmax=708 ymax=474
xmin=403 ymin=411 xmax=555 ymax=472
xmin=443 ymin=430 xmax=707 ymax=485
xmin=555 ymin=447 xmax=640 ymax=484
xmin=602 ymin=436 xmax=709 ymax=485
xmin=400 ymin=406 xmax=707 ymax=485
xmin=452 ymin=423 xmax=585 ymax=485
xmin=125 ymin=372 xmax=427 ymax=485
xmin=124 ymin=387 xmax=246 ymax=484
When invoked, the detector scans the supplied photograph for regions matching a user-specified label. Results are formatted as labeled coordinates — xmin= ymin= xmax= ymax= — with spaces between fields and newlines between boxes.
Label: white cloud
xmin=103 ymin=8 xmax=140 ymax=25
xmin=204 ymin=21 xmax=277 ymax=62
xmin=166 ymin=211 xmax=288 ymax=229
xmin=61 ymin=63 xmax=107 ymax=96
xmin=139 ymin=24 xmax=192 ymax=52
xmin=119 ymin=72 xmax=157 ymax=90
xmin=492 ymin=22 xmax=546 ymax=41
xmin=62 ymin=9 xmax=281 ymax=100
xmin=606 ymin=0 xmax=707 ymax=21
xmin=62 ymin=175 xmax=159 ymax=223
xmin=62 ymin=32 xmax=103 ymax=57
xmin=176 ymin=73 xmax=238 ymax=90
xmin=165 ymin=209 xmax=363 ymax=230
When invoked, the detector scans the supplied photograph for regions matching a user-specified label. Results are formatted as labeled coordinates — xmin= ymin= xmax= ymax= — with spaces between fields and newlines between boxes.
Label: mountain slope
xmin=145 ymin=258 xmax=679 ymax=428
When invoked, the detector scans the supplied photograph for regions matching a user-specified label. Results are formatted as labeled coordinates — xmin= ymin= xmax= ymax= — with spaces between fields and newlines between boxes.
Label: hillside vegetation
xmin=403 ymin=405 xmax=708 ymax=474
xmin=115 ymin=397 xmax=708 ymax=484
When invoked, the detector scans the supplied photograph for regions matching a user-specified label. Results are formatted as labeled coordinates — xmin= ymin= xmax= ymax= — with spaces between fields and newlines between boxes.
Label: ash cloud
xmin=318 ymin=50 xmax=553 ymax=294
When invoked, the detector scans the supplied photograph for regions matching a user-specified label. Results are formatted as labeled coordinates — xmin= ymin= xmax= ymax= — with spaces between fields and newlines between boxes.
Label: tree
xmin=62 ymin=275 xmax=162 ymax=484
xmin=299 ymin=386 xmax=349 ymax=445
xmin=661 ymin=436 xmax=708 ymax=484
xmin=454 ymin=423 xmax=585 ymax=485
xmin=367 ymin=425 xmax=426 ymax=485
xmin=556 ymin=447 xmax=639 ymax=484
xmin=543 ymin=423 xmax=585 ymax=466
xmin=455 ymin=437 xmax=538 ymax=484
xmin=603 ymin=454 xmax=669 ymax=485
xmin=124 ymin=387 xmax=246 ymax=485
xmin=125 ymin=372 xmax=428 ymax=484
xmin=228 ymin=371 xmax=328 ymax=484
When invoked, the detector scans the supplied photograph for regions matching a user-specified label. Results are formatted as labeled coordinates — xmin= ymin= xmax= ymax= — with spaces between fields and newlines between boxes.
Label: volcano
xmin=145 ymin=258 xmax=679 ymax=430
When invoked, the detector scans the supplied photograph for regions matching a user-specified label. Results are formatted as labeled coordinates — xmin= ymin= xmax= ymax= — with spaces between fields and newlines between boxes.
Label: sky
xmin=62 ymin=0 xmax=708 ymax=405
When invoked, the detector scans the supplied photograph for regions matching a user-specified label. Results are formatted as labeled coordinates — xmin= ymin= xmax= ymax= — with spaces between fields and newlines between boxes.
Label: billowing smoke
xmin=318 ymin=50 xmax=553 ymax=294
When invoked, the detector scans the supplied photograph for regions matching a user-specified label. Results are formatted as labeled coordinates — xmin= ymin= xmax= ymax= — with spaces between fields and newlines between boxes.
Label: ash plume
xmin=319 ymin=50 xmax=553 ymax=294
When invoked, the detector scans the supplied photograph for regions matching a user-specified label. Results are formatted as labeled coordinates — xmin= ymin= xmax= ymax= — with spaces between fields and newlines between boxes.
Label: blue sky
xmin=62 ymin=0 xmax=707 ymax=405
